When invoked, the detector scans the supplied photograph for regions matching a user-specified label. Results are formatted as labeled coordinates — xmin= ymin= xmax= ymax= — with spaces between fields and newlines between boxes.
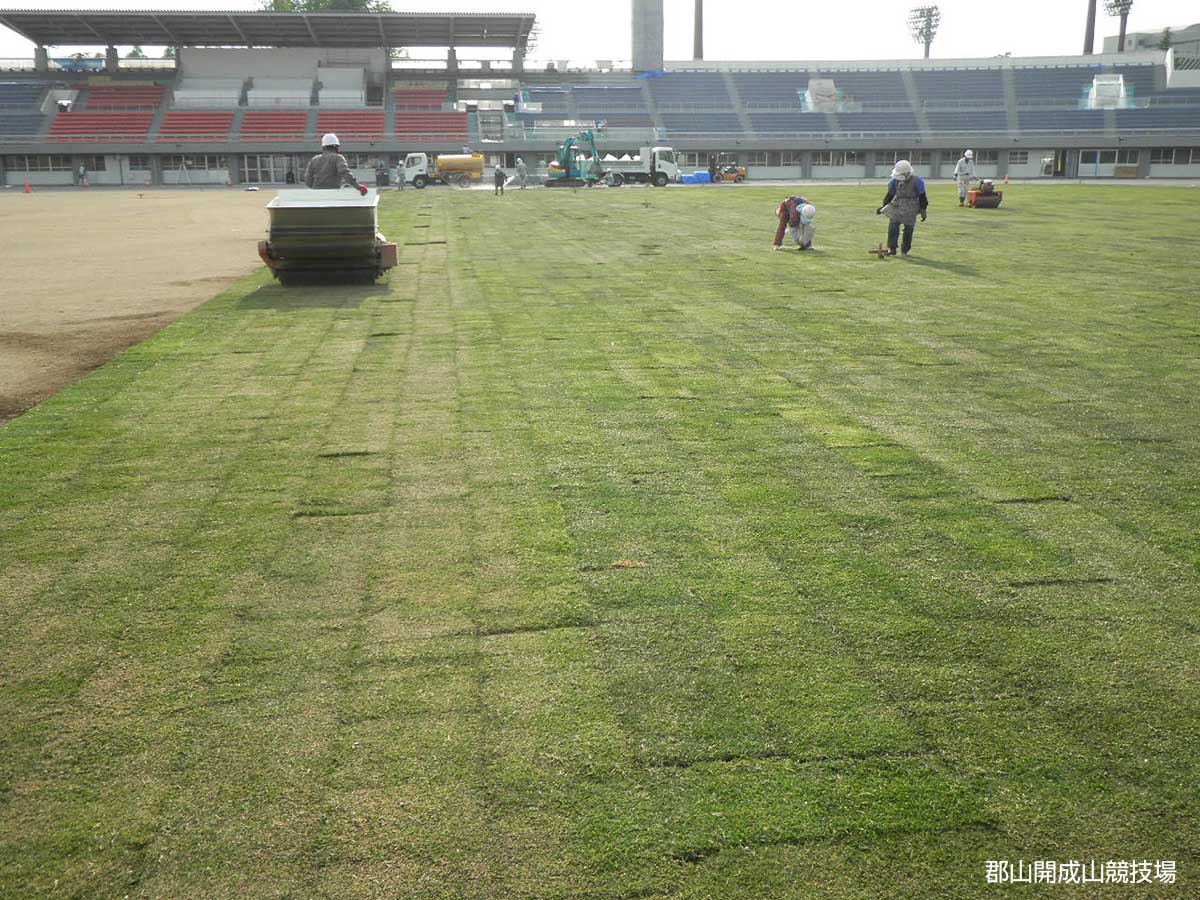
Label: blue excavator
xmin=545 ymin=129 xmax=605 ymax=187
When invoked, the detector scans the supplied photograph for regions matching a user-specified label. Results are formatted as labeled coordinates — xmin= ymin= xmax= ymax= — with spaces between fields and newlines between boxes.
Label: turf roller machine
xmin=258 ymin=189 xmax=398 ymax=284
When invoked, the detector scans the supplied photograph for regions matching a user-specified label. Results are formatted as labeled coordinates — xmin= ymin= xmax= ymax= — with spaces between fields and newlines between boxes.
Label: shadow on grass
xmin=237 ymin=278 xmax=392 ymax=310
xmin=903 ymin=256 xmax=980 ymax=277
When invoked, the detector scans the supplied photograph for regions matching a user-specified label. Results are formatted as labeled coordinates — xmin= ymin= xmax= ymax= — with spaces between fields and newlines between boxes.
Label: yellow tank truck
xmin=400 ymin=151 xmax=484 ymax=188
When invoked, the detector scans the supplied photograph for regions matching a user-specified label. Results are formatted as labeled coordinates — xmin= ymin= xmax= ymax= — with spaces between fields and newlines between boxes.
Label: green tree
xmin=163 ymin=46 xmax=176 ymax=59
xmin=128 ymin=45 xmax=146 ymax=58
xmin=1157 ymin=27 xmax=1173 ymax=50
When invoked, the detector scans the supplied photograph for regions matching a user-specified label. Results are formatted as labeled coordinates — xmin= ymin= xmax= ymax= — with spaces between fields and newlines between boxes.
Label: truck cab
xmin=647 ymin=147 xmax=679 ymax=185
xmin=402 ymin=153 xmax=431 ymax=187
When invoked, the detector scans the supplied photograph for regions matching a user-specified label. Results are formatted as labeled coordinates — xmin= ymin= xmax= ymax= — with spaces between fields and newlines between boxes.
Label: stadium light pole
xmin=693 ymin=0 xmax=703 ymax=60
xmin=1104 ymin=0 xmax=1134 ymax=52
xmin=1083 ymin=0 xmax=1098 ymax=54
xmin=908 ymin=6 xmax=940 ymax=60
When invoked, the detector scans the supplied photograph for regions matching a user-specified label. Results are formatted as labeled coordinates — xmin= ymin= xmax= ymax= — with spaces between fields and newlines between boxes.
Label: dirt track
xmin=0 ymin=188 xmax=273 ymax=423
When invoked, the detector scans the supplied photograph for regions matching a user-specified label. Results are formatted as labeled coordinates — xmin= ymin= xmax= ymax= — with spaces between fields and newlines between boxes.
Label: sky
xmin=0 ymin=0 xmax=1195 ymax=62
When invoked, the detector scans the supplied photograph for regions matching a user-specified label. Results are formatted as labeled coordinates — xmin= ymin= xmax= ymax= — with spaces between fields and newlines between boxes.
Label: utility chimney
xmin=1083 ymin=0 xmax=1098 ymax=53
xmin=694 ymin=0 xmax=703 ymax=60
xmin=632 ymin=0 xmax=664 ymax=72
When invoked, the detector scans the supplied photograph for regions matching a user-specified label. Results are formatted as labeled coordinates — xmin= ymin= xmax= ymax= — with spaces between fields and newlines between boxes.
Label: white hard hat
xmin=321 ymin=132 xmax=340 ymax=148
xmin=891 ymin=159 xmax=913 ymax=179
xmin=964 ymin=149 xmax=974 ymax=159
xmin=800 ymin=203 xmax=816 ymax=224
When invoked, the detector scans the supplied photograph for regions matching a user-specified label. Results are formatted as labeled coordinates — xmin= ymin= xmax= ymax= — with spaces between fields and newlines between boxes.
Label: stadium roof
xmin=0 ymin=8 xmax=536 ymax=49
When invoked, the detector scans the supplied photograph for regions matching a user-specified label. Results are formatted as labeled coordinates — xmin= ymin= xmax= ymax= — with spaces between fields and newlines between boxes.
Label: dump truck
xmin=600 ymin=146 xmax=680 ymax=187
xmin=400 ymin=151 xmax=484 ymax=188
xmin=257 ymin=188 xmax=398 ymax=285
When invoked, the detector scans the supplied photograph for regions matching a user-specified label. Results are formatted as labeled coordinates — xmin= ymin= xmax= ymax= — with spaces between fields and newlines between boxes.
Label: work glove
xmin=920 ymin=211 xmax=927 ymax=222
xmin=876 ymin=206 xmax=884 ymax=215
xmin=357 ymin=184 xmax=368 ymax=196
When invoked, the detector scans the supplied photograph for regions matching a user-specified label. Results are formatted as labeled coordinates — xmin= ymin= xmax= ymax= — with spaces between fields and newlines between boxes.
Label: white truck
xmin=399 ymin=151 xmax=484 ymax=188
xmin=600 ymin=146 xmax=680 ymax=187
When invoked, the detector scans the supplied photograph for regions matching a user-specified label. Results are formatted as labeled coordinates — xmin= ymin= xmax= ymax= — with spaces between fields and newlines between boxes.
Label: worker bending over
xmin=303 ymin=133 xmax=368 ymax=194
xmin=876 ymin=160 xmax=927 ymax=257
xmin=773 ymin=195 xmax=815 ymax=250
xmin=953 ymin=149 xmax=976 ymax=207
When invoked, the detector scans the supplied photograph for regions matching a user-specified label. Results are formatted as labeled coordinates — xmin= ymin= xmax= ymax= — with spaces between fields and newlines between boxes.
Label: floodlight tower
xmin=694 ymin=0 xmax=703 ymax=60
xmin=1105 ymin=0 xmax=1134 ymax=52
xmin=908 ymin=6 xmax=941 ymax=59
xmin=1083 ymin=0 xmax=1098 ymax=54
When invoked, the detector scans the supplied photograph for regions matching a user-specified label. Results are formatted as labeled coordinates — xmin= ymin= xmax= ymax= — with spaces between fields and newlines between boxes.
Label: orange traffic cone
xmin=82 ymin=177 xmax=89 ymax=189
xmin=24 ymin=181 xmax=31 ymax=193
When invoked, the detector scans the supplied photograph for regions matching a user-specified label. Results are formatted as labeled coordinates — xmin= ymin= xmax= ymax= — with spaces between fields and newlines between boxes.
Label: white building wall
xmin=1149 ymin=163 xmax=1200 ymax=177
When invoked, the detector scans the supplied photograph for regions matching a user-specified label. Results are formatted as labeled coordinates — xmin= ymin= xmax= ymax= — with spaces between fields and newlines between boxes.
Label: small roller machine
xmin=967 ymin=179 xmax=1003 ymax=209
xmin=258 ymin=188 xmax=398 ymax=284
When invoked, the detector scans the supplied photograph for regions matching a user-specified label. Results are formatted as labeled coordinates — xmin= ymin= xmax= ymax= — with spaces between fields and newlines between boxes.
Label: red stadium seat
xmin=156 ymin=111 xmax=235 ymax=141
xmin=394 ymin=111 xmax=468 ymax=139
xmin=47 ymin=111 xmax=154 ymax=141
xmin=316 ymin=111 xmax=385 ymax=140
xmin=240 ymin=110 xmax=309 ymax=140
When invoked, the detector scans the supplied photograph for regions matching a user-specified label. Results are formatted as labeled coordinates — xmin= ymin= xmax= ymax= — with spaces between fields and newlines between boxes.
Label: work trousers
xmin=887 ymin=219 xmax=915 ymax=253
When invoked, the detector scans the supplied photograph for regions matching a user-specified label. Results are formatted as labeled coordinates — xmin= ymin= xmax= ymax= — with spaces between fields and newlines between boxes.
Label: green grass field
xmin=1 ymin=183 xmax=1198 ymax=898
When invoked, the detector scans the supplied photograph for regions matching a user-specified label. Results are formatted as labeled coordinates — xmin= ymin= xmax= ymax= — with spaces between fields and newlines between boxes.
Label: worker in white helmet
xmin=516 ymin=156 xmax=528 ymax=189
xmin=303 ymin=133 xmax=368 ymax=194
xmin=953 ymin=149 xmax=976 ymax=207
xmin=793 ymin=203 xmax=816 ymax=250
xmin=876 ymin=159 xmax=927 ymax=257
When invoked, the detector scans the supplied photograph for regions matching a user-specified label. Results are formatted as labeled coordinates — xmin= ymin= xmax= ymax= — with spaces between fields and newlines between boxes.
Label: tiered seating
xmin=85 ymin=85 xmax=164 ymax=109
xmin=392 ymin=86 xmax=448 ymax=108
xmin=594 ymin=113 xmax=653 ymax=127
xmin=1116 ymin=106 xmax=1200 ymax=128
xmin=648 ymin=72 xmax=733 ymax=106
xmin=748 ymin=112 xmax=832 ymax=132
xmin=734 ymin=72 xmax=809 ymax=104
xmin=574 ymin=84 xmax=644 ymax=110
xmin=173 ymin=77 xmax=242 ymax=108
xmin=316 ymin=110 xmax=384 ymax=139
xmin=1013 ymin=66 xmax=1098 ymax=101
xmin=1107 ymin=65 xmax=1157 ymax=97
xmin=47 ymin=111 xmax=154 ymax=140
xmin=660 ymin=112 xmax=741 ymax=132
xmin=837 ymin=110 xmax=920 ymax=132
xmin=156 ymin=111 xmax=234 ymax=141
xmin=914 ymin=69 xmax=1003 ymax=101
xmin=926 ymin=110 xmax=1008 ymax=131
xmin=1017 ymin=108 xmax=1106 ymax=129
xmin=815 ymin=71 xmax=910 ymax=103
xmin=0 ymin=81 xmax=47 ymax=108
xmin=0 ymin=113 xmax=44 ymax=137
xmin=240 ymin=110 xmax=309 ymax=140
xmin=394 ymin=110 xmax=468 ymax=138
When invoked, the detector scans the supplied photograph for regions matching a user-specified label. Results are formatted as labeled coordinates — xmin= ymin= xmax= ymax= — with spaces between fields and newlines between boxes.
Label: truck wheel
xmin=413 ymin=175 xmax=428 ymax=189
xmin=455 ymin=173 xmax=471 ymax=188
xmin=734 ymin=175 xmax=744 ymax=183
xmin=606 ymin=172 xmax=624 ymax=187
xmin=653 ymin=172 xmax=669 ymax=187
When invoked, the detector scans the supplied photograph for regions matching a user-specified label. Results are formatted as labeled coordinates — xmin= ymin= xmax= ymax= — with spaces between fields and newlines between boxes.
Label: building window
xmin=1191 ymin=148 xmax=1200 ymax=165
xmin=780 ymin=150 xmax=804 ymax=166
xmin=162 ymin=154 xmax=228 ymax=170
xmin=128 ymin=155 xmax=151 ymax=170
xmin=1150 ymin=148 xmax=1176 ymax=165
xmin=1116 ymin=148 xmax=1139 ymax=165
xmin=78 ymin=155 xmax=106 ymax=172
xmin=1008 ymin=150 xmax=1029 ymax=165
xmin=813 ymin=150 xmax=860 ymax=166
xmin=746 ymin=151 xmax=767 ymax=166
xmin=8 ymin=155 xmax=73 ymax=172
xmin=974 ymin=150 xmax=998 ymax=165
xmin=909 ymin=150 xmax=931 ymax=165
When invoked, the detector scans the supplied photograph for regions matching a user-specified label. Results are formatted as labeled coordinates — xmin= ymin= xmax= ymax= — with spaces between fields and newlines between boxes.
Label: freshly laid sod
xmin=1 ymin=183 xmax=1198 ymax=898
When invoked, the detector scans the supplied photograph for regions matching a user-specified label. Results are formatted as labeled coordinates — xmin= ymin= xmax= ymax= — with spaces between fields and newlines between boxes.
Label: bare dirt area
xmin=0 ymin=188 xmax=274 ymax=423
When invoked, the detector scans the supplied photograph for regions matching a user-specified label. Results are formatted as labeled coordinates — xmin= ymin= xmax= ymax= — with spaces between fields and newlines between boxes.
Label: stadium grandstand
xmin=0 ymin=7 xmax=1198 ymax=187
